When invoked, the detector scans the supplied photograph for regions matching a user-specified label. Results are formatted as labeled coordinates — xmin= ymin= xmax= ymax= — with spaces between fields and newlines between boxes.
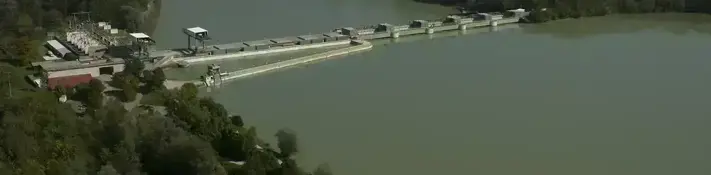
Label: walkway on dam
xmin=162 ymin=40 xmax=373 ymax=89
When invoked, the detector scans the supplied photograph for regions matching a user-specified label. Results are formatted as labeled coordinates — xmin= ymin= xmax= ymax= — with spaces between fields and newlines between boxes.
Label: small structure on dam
xmin=183 ymin=27 xmax=211 ymax=54
xmin=201 ymin=64 xmax=225 ymax=87
xmin=129 ymin=32 xmax=156 ymax=60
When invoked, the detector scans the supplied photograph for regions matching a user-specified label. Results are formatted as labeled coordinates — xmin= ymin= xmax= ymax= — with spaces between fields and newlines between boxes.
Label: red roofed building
xmin=47 ymin=74 xmax=93 ymax=89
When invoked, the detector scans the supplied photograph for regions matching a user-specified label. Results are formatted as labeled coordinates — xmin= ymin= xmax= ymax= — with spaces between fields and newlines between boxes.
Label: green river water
xmin=153 ymin=1 xmax=711 ymax=174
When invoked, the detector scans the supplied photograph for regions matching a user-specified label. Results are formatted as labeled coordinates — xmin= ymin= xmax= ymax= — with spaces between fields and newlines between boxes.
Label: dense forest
xmin=0 ymin=65 xmax=331 ymax=174
xmin=0 ymin=1 xmax=330 ymax=175
xmin=418 ymin=0 xmax=711 ymax=22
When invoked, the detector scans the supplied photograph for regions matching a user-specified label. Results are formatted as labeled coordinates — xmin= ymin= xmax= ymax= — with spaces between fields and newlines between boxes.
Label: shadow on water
xmin=522 ymin=13 xmax=711 ymax=39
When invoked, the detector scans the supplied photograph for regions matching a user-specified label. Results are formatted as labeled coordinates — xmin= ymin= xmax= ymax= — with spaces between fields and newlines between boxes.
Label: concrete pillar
xmin=426 ymin=28 xmax=434 ymax=34
xmin=390 ymin=31 xmax=400 ymax=38
xmin=458 ymin=24 xmax=467 ymax=31
xmin=490 ymin=20 xmax=499 ymax=27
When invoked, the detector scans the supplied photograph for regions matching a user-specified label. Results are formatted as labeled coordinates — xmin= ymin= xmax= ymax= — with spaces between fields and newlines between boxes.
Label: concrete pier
xmin=174 ymin=40 xmax=351 ymax=66
xmin=220 ymin=41 xmax=373 ymax=82
xmin=490 ymin=20 xmax=499 ymax=27
xmin=157 ymin=9 xmax=531 ymax=88
xmin=390 ymin=32 xmax=400 ymax=38
xmin=150 ymin=9 xmax=530 ymax=65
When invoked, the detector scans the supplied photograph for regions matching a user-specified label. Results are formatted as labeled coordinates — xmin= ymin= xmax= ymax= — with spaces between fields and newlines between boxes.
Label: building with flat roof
xmin=45 ymin=40 xmax=72 ymax=58
xmin=31 ymin=58 xmax=125 ymax=89
xmin=243 ymin=40 xmax=273 ymax=50
xmin=297 ymin=34 xmax=325 ymax=44
xmin=186 ymin=27 xmax=208 ymax=35
xmin=376 ymin=23 xmax=394 ymax=32
xmin=183 ymin=27 xmax=211 ymax=52
xmin=323 ymin=32 xmax=349 ymax=42
xmin=270 ymin=37 xmax=298 ymax=46
xmin=33 ymin=57 xmax=123 ymax=78
xmin=46 ymin=74 xmax=94 ymax=89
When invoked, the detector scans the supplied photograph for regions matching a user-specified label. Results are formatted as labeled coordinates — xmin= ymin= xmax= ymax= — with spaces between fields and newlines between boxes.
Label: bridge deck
xmin=149 ymin=9 xmax=529 ymax=60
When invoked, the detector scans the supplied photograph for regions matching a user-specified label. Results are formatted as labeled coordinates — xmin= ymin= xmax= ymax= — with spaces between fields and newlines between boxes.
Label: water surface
xmin=155 ymin=1 xmax=711 ymax=174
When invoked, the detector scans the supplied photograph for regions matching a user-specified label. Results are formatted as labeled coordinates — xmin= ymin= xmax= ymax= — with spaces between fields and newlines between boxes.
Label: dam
xmin=147 ymin=9 xmax=530 ymax=68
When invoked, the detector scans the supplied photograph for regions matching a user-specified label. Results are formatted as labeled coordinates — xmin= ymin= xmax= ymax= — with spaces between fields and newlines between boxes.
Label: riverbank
xmin=429 ymin=0 xmax=711 ymax=23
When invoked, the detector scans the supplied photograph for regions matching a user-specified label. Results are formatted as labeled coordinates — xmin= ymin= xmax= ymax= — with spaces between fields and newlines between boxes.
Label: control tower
xmin=183 ymin=27 xmax=211 ymax=54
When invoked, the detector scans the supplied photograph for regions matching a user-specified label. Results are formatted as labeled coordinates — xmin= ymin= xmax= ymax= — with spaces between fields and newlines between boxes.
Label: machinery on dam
xmin=201 ymin=64 xmax=227 ymax=87
xmin=145 ymin=8 xmax=530 ymax=68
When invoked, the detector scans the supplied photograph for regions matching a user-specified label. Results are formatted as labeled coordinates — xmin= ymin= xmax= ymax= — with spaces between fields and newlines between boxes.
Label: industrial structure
xmin=184 ymin=27 xmax=211 ymax=54
xmin=30 ymin=8 xmax=530 ymax=90
xmin=201 ymin=64 xmax=225 ymax=87
xmin=147 ymin=9 xmax=529 ymax=68
xmin=30 ymin=58 xmax=125 ymax=89
xmin=29 ymin=14 xmax=147 ymax=89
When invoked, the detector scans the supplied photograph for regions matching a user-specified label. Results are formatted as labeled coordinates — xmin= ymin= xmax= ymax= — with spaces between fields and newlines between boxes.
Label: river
xmin=153 ymin=1 xmax=711 ymax=175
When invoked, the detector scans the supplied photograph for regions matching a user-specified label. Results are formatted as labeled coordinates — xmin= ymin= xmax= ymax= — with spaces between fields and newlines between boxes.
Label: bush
xmin=87 ymin=90 xmax=104 ymax=108
xmin=121 ymin=84 xmax=137 ymax=102
xmin=89 ymin=79 xmax=105 ymax=93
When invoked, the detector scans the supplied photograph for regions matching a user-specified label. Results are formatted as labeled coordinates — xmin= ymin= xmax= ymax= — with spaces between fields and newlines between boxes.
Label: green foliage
xmin=164 ymin=87 xmax=229 ymax=141
xmin=150 ymin=67 xmax=167 ymax=90
xmin=90 ymin=79 xmax=106 ymax=93
xmin=0 ymin=72 xmax=322 ymax=175
xmin=112 ymin=72 xmax=140 ymax=102
xmin=9 ymin=36 xmax=40 ymax=67
xmin=275 ymin=129 xmax=298 ymax=158
xmin=141 ymin=68 xmax=167 ymax=92
xmin=87 ymin=89 xmax=105 ymax=108
xmin=450 ymin=0 xmax=695 ymax=23
xmin=97 ymin=164 xmax=120 ymax=175
xmin=124 ymin=60 xmax=146 ymax=77
xmin=231 ymin=115 xmax=245 ymax=127
xmin=121 ymin=83 xmax=138 ymax=102
xmin=178 ymin=83 xmax=199 ymax=101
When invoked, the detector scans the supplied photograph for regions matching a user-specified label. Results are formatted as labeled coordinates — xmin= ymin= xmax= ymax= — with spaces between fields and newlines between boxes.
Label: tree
xmin=230 ymin=115 xmax=244 ymax=127
xmin=90 ymin=79 xmax=106 ymax=93
xmin=275 ymin=129 xmax=298 ymax=158
xmin=113 ymin=73 xmax=139 ymax=102
xmin=153 ymin=68 xmax=166 ymax=83
xmin=87 ymin=89 xmax=104 ymax=108
xmin=121 ymin=82 xmax=138 ymax=102
xmin=124 ymin=60 xmax=145 ymax=76
xmin=148 ymin=67 xmax=167 ymax=91
xmin=178 ymin=83 xmax=198 ymax=101
xmin=10 ymin=36 xmax=39 ymax=66
xmin=141 ymin=70 xmax=153 ymax=83
xmin=43 ymin=9 xmax=65 ymax=30
xmin=97 ymin=164 xmax=120 ymax=175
